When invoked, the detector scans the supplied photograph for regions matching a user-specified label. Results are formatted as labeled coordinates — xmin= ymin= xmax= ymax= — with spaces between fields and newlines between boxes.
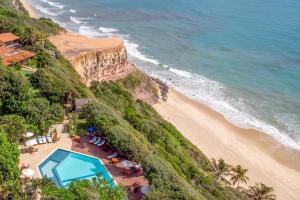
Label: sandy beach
xmin=19 ymin=0 xmax=38 ymax=18
xmin=154 ymin=90 xmax=300 ymax=200
xmin=21 ymin=0 xmax=300 ymax=199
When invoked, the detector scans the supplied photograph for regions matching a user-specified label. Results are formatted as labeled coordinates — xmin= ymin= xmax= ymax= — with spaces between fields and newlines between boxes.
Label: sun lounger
xmin=46 ymin=135 xmax=52 ymax=143
xmin=96 ymin=140 xmax=106 ymax=147
xmin=37 ymin=136 xmax=47 ymax=144
xmin=107 ymin=152 xmax=118 ymax=160
xmin=89 ymin=136 xmax=98 ymax=143
xmin=93 ymin=138 xmax=102 ymax=145
xmin=25 ymin=139 xmax=38 ymax=146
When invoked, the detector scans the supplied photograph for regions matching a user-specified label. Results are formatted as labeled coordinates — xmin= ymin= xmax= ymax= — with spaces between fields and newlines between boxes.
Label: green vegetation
xmin=82 ymin=81 xmax=240 ymax=199
xmin=0 ymin=0 xmax=277 ymax=199
xmin=243 ymin=183 xmax=277 ymax=200
xmin=41 ymin=177 xmax=126 ymax=200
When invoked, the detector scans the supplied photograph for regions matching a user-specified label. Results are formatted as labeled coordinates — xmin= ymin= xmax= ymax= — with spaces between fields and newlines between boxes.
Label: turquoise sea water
xmin=29 ymin=0 xmax=300 ymax=149
xmin=39 ymin=149 xmax=114 ymax=187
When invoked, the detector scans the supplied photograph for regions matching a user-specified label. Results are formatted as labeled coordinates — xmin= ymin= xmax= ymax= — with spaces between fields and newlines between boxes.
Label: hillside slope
xmin=0 ymin=1 xmax=245 ymax=199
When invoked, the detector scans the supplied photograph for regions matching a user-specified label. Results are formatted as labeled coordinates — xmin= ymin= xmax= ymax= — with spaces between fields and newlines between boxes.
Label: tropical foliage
xmin=230 ymin=165 xmax=249 ymax=187
xmin=0 ymin=0 xmax=277 ymax=199
xmin=243 ymin=183 xmax=276 ymax=200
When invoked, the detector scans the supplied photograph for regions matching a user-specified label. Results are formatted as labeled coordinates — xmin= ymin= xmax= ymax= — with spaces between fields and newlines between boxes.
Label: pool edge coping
xmin=36 ymin=147 xmax=118 ymax=187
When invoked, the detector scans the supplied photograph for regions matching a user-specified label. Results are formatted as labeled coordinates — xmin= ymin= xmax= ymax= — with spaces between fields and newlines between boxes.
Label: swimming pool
xmin=39 ymin=149 xmax=115 ymax=187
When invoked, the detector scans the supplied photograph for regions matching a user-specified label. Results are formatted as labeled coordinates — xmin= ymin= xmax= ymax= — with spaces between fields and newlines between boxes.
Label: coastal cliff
xmin=50 ymin=32 xmax=159 ymax=104
xmin=70 ymin=45 xmax=136 ymax=85
xmin=49 ymin=33 xmax=136 ymax=85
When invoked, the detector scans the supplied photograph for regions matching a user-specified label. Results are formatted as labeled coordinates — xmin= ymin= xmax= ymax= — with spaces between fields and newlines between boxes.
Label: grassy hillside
xmin=0 ymin=1 xmax=276 ymax=200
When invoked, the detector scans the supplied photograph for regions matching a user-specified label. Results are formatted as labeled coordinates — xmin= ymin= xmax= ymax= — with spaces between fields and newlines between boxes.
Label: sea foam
xmin=33 ymin=5 xmax=58 ymax=16
xmin=99 ymin=27 xmax=119 ymax=33
xmin=40 ymin=0 xmax=64 ymax=9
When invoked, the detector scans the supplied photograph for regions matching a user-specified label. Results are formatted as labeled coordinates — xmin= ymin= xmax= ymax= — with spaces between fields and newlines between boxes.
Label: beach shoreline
xmin=154 ymin=90 xmax=300 ymax=199
xmin=19 ymin=0 xmax=38 ymax=18
xmin=21 ymin=0 xmax=300 ymax=199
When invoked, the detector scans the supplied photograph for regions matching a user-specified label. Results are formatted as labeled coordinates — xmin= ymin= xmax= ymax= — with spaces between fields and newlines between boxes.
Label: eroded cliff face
xmin=70 ymin=44 xmax=136 ymax=85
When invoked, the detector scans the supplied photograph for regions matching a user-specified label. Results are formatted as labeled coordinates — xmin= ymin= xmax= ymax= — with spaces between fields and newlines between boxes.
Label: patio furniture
xmin=29 ymin=146 xmax=38 ymax=154
xmin=21 ymin=168 xmax=34 ymax=178
xmin=111 ymin=157 xmax=120 ymax=165
xmin=93 ymin=138 xmax=102 ymax=145
xmin=96 ymin=139 xmax=106 ymax=147
xmin=46 ymin=134 xmax=52 ymax=143
xmin=120 ymin=160 xmax=135 ymax=169
xmin=25 ymin=139 xmax=38 ymax=146
xmin=37 ymin=136 xmax=47 ymax=144
xmin=107 ymin=152 xmax=118 ymax=160
xmin=89 ymin=136 xmax=98 ymax=143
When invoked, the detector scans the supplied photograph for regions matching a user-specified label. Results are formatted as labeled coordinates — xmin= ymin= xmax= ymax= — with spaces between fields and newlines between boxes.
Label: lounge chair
xmin=93 ymin=138 xmax=102 ymax=145
xmin=37 ymin=136 xmax=47 ymax=144
xmin=25 ymin=139 xmax=38 ymax=146
xmin=46 ymin=135 xmax=52 ymax=143
xmin=96 ymin=139 xmax=106 ymax=147
xmin=89 ymin=136 xmax=98 ymax=143
xmin=107 ymin=152 xmax=118 ymax=160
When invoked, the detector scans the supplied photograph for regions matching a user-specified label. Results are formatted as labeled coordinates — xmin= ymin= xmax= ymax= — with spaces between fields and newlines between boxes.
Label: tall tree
xmin=230 ymin=164 xmax=249 ymax=187
xmin=0 ymin=115 xmax=27 ymax=143
xmin=0 ymin=132 xmax=20 ymax=184
xmin=210 ymin=158 xmax=232 ymax=185
xmin=244 ymin=183 xmax=276 ymax=200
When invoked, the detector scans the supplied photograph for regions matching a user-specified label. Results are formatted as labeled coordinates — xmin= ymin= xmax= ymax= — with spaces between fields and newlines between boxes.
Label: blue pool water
xmin=39 ymin=149 xmax=115 ymax=187
xmin=28 ymin=0 xmax=300 ymax=150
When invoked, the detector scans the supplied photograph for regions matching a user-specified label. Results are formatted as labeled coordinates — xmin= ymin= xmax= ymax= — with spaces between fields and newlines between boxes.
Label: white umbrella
xmin=120 ymin=160 xmax=135 ymax=168
xmin=25 ymin=139 xmax=38 ymax=146
xmin=21 ymin=168 xmax=34 ymax=177
xmin=24 ymin=132 xmax=34 ymax=138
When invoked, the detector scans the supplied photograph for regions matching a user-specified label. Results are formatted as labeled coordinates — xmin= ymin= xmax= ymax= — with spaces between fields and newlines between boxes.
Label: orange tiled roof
xmin=0 ymin=33 xmax=20 ymax=43
xmin=0 ymin=48 xmax=36 ymax=66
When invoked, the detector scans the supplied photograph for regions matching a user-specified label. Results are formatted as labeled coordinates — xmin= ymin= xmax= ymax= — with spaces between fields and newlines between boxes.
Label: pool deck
xmin=19 ymin=130 xmax=148 ymax=199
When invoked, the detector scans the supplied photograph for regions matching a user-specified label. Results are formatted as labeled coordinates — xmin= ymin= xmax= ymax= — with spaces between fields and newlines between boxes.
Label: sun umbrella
xmin=120 ymin=160 xmax=135 ymax=168
xmin=21 ymin=168 xmax=34 ymax=177
xmin=24 ymin=132 xmax=34 ymax=138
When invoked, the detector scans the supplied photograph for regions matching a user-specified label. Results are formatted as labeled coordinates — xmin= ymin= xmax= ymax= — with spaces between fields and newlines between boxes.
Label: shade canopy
xmin=120 ymin=160 xmax=136 ymax=169
xmin=24 ymin=132 xmax=34 ymax=137
xmin=21 ymin=168 xmax=34 ymax=177
xmin=87 ymin=127 xmax=97 ymax=133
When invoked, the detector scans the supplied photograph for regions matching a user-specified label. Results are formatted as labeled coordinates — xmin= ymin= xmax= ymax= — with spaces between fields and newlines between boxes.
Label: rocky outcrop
xmin=70 ymin=44 xmax=136 ymax=86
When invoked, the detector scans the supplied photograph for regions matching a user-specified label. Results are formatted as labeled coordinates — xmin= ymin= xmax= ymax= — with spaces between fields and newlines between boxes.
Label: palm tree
xmin=210 ymin=158 xmax=232 ymax=185
xmin=24 ymin=177 xmax=54 ymax=199
xmin=230 ymin=164 xmax=249 ymax=187
xmin=244 ymin=183 xmax=276 ymax=200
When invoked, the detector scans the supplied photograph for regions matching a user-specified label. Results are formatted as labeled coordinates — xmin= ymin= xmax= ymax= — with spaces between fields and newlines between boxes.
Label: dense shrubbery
xmin=0 ymin=1 xmax=277 ymax=199
xmin=82 ymin=81 xmax=242 ymax=199
xmin=0 ymin=132 xmax=20 ymax=185
xmin=41 ymin=178 xmax=126 ymax=200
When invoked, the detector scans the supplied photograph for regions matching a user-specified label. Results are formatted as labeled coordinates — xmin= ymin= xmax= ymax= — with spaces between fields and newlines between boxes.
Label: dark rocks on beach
xmin=151 ymin=77 xmax=169 ymax=101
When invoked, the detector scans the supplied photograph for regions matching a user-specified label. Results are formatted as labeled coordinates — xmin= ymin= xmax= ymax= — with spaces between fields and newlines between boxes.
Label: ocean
xmin=28 ymin=0 xmax=300 ymax=150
